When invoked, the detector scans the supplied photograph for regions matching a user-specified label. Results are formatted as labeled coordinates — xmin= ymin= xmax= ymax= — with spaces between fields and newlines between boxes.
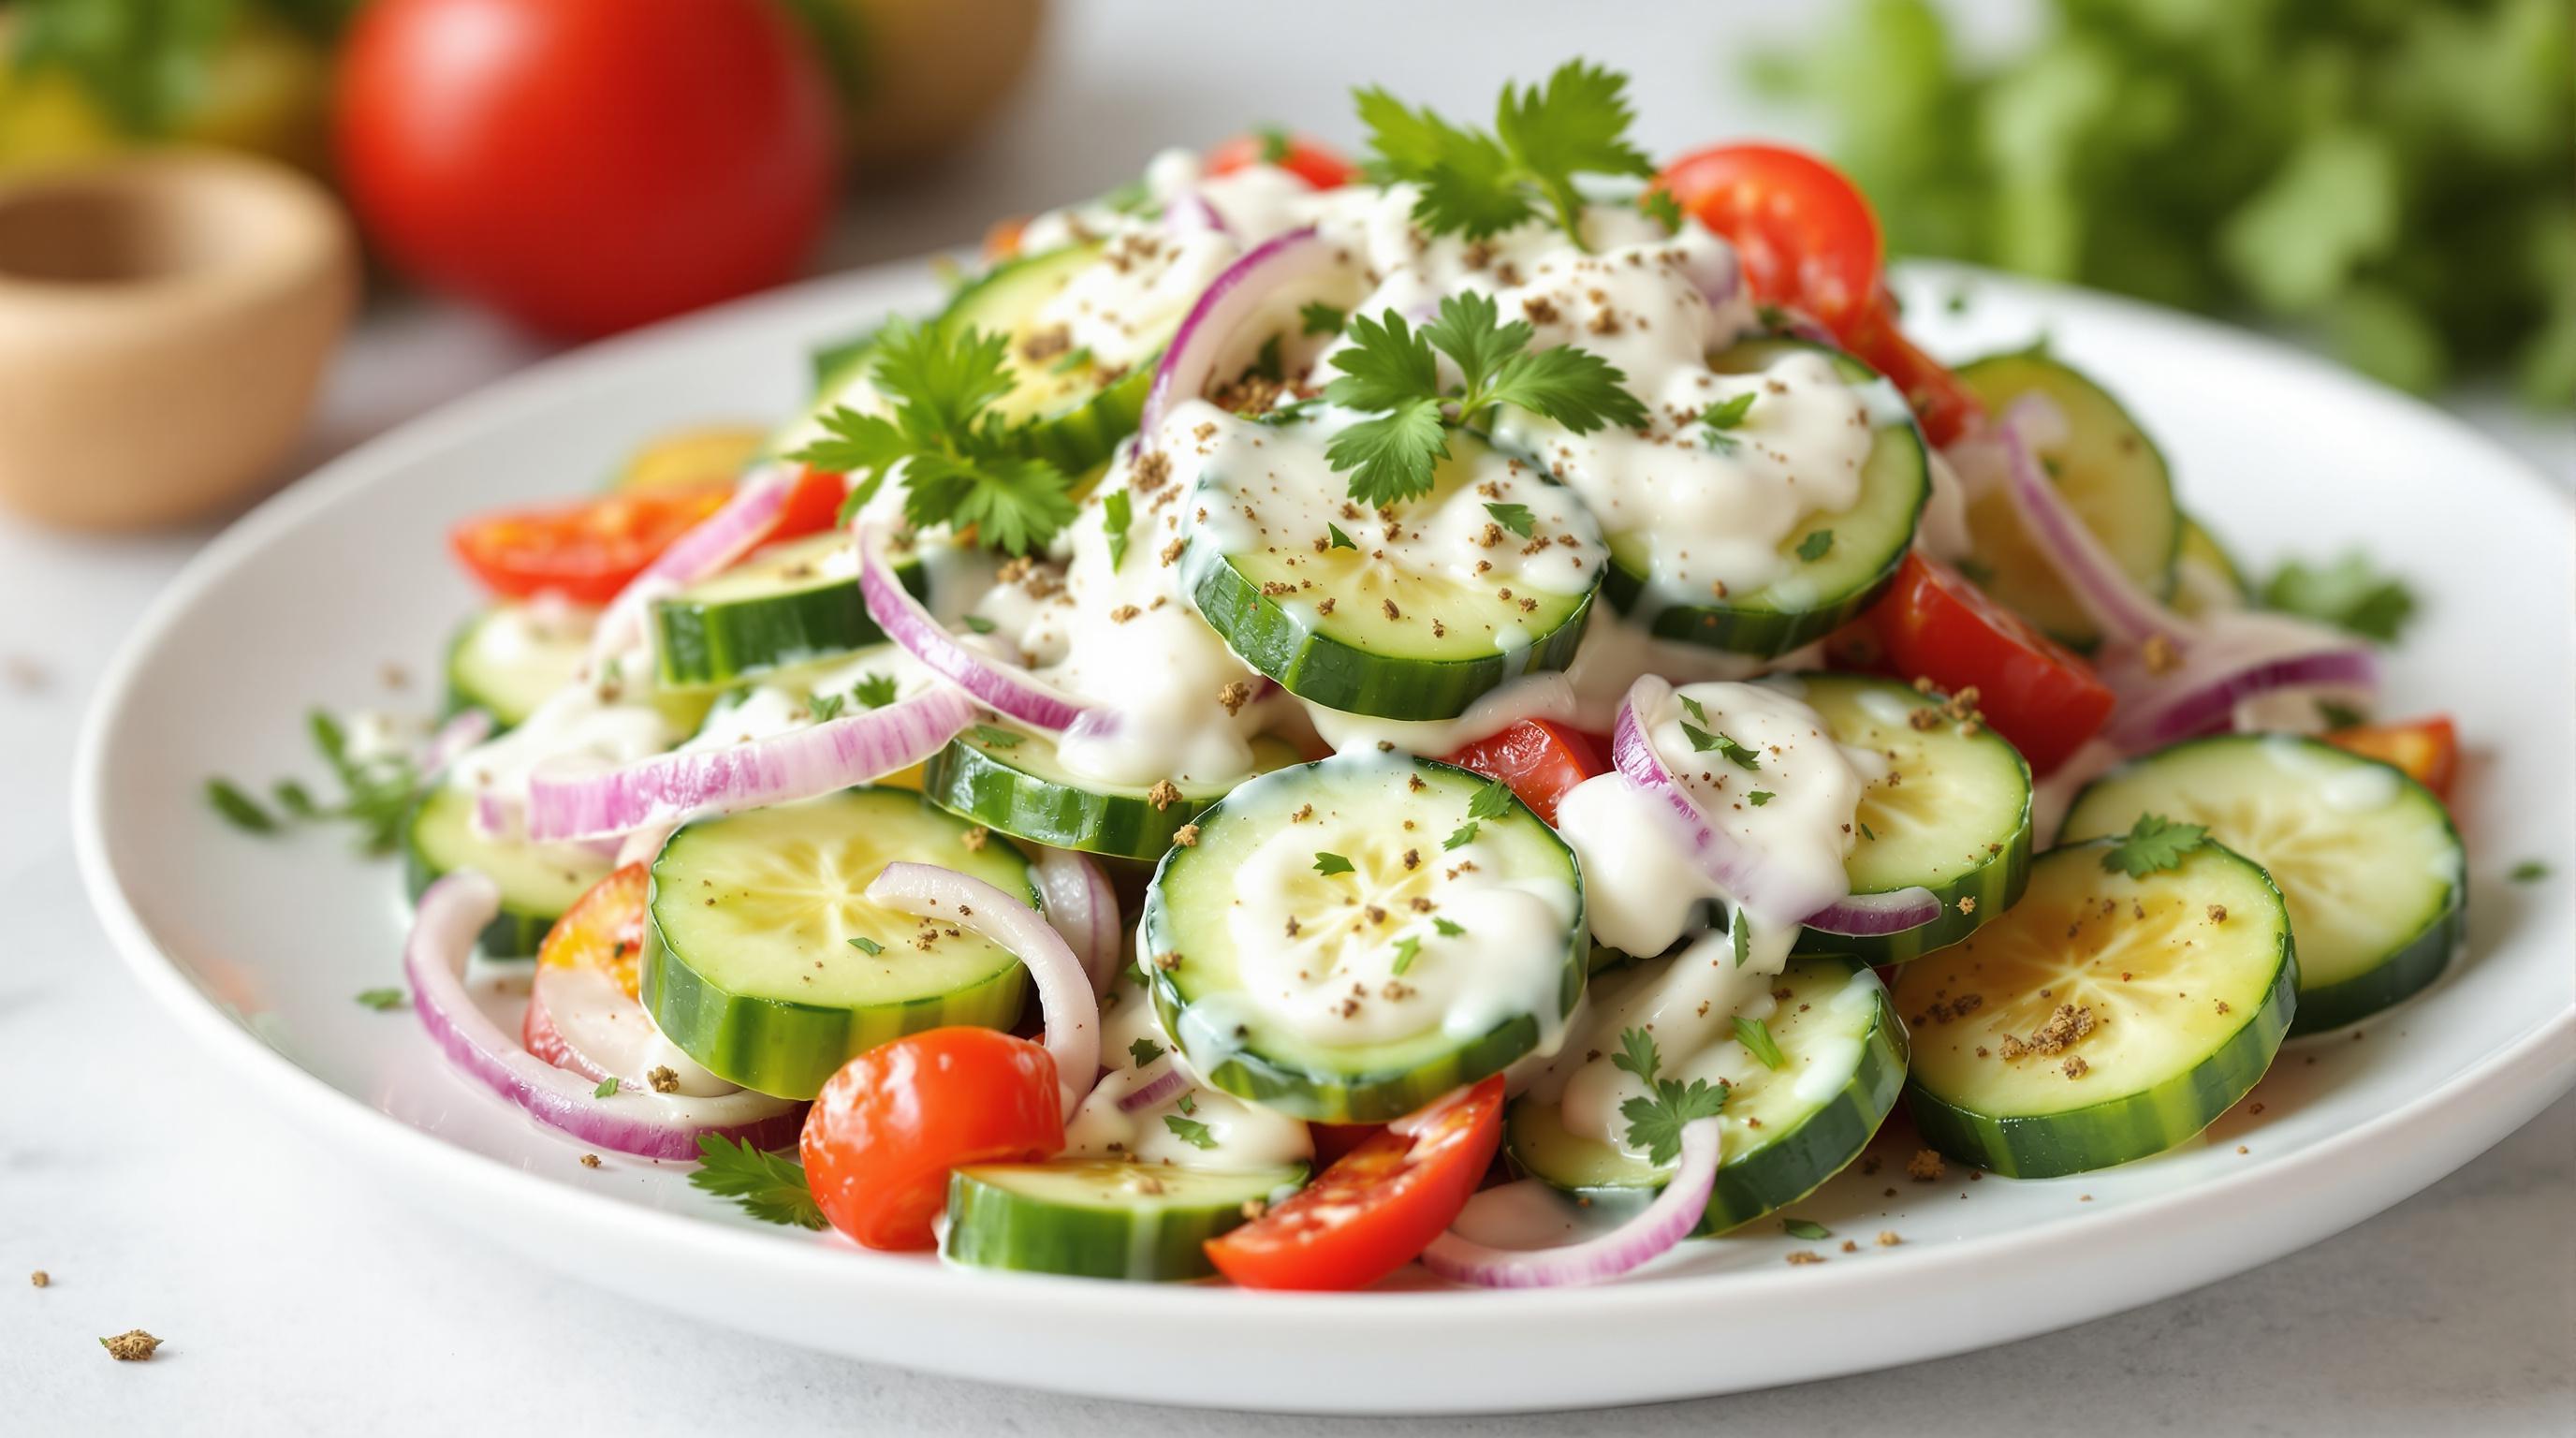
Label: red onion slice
xmin=1032 ymin=845 xmax=1120 ymax=994
xmin=1141 ymin=225 xmax=1335 ymax=433
xmin=1421 ymin=1117 xmax=1720 ymax=1287
xmin=1115 ymin=1061 xmax=1191 ymax=1113
xmin=587 ymin=463 xmax=795 ymax=665
xmin=856 ymin=522 xmax=1104 ymax=735
xmin=2107 ymin=637 xmax=2380 ymax=752
xmin=1163 ymin=192 xmax=1230 ymax=238
xmin=1804 ymin=886 xmax=1943 ymax=937
xmin=406 ymin=872 xmax=803 ymax=1159
xmin=865 ymin=861 xmax=1100 ymax=1121
xmin=1979 ymin=396 xmax=2183 ymax=652
xmin=419 ymin=710 xmax=493 ymax=781
xmin=521 ymin=685 xmax=974 ymax=842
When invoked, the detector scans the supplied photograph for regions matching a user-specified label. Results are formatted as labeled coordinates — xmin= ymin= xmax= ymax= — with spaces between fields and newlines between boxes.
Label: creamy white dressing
xmin=1062 ymin=1064 xmax=1314 ymax=1171
xmin=446 ymin=659 xmax=678 ymax=832
xmin=678 ymin=647 xmax=936 ymax=752
xmin=535 ymin=965 xmax=740 ymax=1097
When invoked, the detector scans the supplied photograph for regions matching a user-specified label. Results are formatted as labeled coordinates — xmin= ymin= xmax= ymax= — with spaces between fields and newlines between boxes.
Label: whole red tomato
xmin=334 ymin=0 xmax=840 ymax=337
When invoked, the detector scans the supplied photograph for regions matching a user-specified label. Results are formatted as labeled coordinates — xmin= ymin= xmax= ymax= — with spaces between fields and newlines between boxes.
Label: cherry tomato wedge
xmin=801 ymin=1027 xmax=1062 ymax=1252
xmin=1440 ymin=720 xmax=1606 ymax=825
xmin=521 ymin=863 xmax=650 ymax=1068
xmin=1652 ymin=143 xmax=1883 ymax=337
xmin=1205 ymin=1076 xmax=1503 ymax=1291
xmin=2326 ymin=715 xmax=2458 ymax=800
xmin=1309 ymin=1122 xmax=1388 ymax=1168
xmin=770 ymin=464 xmax=850 ymax=543
xmin=450 ymin=484 xmax=733 ymax=604
xmin=1206 ymin=130 xmax=1357 ymax=190
xmin=1847 ymin=294 xmax=1984 ymax=448
xmin=1866 ymin=552 xmax=2114 ymax=775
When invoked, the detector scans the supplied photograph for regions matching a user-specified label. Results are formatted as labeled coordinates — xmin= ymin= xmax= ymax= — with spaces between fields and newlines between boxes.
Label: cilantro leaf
xmin=1748 ymin=790 xmax=1775 ymax=806
xmin=1466 ymin=777 xmax=1515 ymax=820
xmin=1358 ymin=64 xmax=1651 ymax=247
xmin=1679 ymin=694 xmax=1708 ymax=725
xmin=1442 ymin=821 xmax=1479 ymax=850
xmin=969 ymin=724 xmax=1024 ymax=749
xmin=1611 ymin=1026 xmax=1730 ymax=1167
xmin=689 ymin=1135 xmax=827 ymax=1230
xmin=2261 ymin=552 xmax=2416 ymax=644
xmin=1641 ymin=186 xmax=1685 ymax=235
xmin=852 ymin=672 xmax=899 ymax=709
xmin=271 ymin=780 xmax=317 ymax=819
xmin=2100 ymin=813 xmax=2210 ymax=878
xmin=1103 ymin=488 xmax=1133 ymax=571
xmin=1731 ymin=915 xmax=1751 ymax=968
xmin=1734 ymin=1015 xmax=1788 ymax=1071
xmin=2509 ymin=860 xmax=2549 ymax=884
xmin=912 ymin=449 xmax=1079 ymax=559
xmin=1485 ymin=501 xmax=1536 ymax=537
xmin=1682 ymin=723 xmax=1763 ymax=770
xmin=593 ymin=1076 xmax=621 ymax=1098
xmin=1326 ymin=522 xmax=1358 ymax=550
xmin=1423 ymin=290 xmax=1537 ymax=397
xmin=1795 ymin=529 xmax=1834 ymax=563
xmin=1300 ymin=301 xmax=1347 ymax=336
xmin=2315 ymin=697 xmax=2367 ymax=730
xmin=1164 ymin=1114 xmax=1219 ymax=1151
xmin=354 ymin=988 xmax=405 ymax=1012
xmin=848 ymin=935 xmax=884 ymax=955
xmin=1325 ymin=398 xmax=1450 ymax=509
xmin=1477 ymin=343 xmax=1650 ymax=433
xmin=959 ymin=613 xmax=996 ymax=634
xmin=1494 ymin=60 xmax=1655 ymax=238
xmin=206 ymin=778 xmax=275 ymax=834
xmin=1391 ymin=934 xmax=1422 ymax=976
xmin=1781 ymin=1217 xmax=1833 ymax=1241
xmin=1701 ymin=391 xmax=1757 ymax=449
xmin=808 ymin=691 xmax=846 ymax=722
xmin=1324 ymin=308 xmax=1442 ymax=414
xmin=1434 ymin=916 xmax=1466 ymax=937
xmin=1312 ymin=851 xmax=1354 ymax=876
xmin=1129 ymin=1037 xmax=1166 ymax=1068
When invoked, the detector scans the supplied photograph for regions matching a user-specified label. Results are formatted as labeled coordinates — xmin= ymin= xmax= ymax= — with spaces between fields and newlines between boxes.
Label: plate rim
xmin=69 ymin=257 xmax=2576 ymax=1411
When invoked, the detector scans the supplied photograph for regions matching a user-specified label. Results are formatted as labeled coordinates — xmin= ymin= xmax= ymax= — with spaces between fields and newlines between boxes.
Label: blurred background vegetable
xmin=0 ymin=0 xmax=349 ymax=172
xmin=1756 ymin=0 xmax=2576 ymax=406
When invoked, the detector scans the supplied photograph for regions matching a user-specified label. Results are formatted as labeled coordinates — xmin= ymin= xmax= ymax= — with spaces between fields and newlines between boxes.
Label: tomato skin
xmin=1653 ymin=144 xmax=1883 ymax=336
xmin=2326 ymin=716 xmax=2457 ymax=800
xmin=1440 ymin=720 xmax=1607 ymax=825
xmin=1206 ymin=1077 xmax=1503 ymax=1291
xmin=1206 ymin=131 xmax=1358 ymax=190
xmin=801 ymin=1028 xmax=1063 ymax=1252
xmin=449 ymin=484 xmax=735 ymax=603
xmin=1847 ymin=295 xmax=1984 ymax=448
xmin=1309 ymin=1122 xmax=1387 ymax=1168
xmin=333 ymin=0 xmax=839 ymax=338
xmin=535 ymin=864 xmax=650 ymax=997
xmin=771 ymin=465 xmax=850 ymax=542
xmin=1866 ymin=552 xmax=2114 ymax=775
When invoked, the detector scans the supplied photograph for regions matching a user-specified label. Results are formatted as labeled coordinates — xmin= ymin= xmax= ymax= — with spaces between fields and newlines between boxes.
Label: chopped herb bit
xmin=961 ymin=613 xmax=997 ymax=635
xmin=1858 ymin=820 xmax=1877 ymax=843
xmin=851 ymin=672 xmax=900 ymax=709
xmin=2100 ymin=812 xmax=2210 ymax=878
xmin=1103 ymin=489 xmax=1133 ymax=571
xmin=1312 ymin=851 xmax=1355 ymax=876
xmin=1484 ymin=501 xmax=1537 ymax=537
xmin=1247 ymin=333 xmax=1286 ymax=384
xmin=205 ymin=777 xmax=276 ymax=833
xmin=2315 ymin=697 xmax=2368 ymax=730
xmin=593 ymin=1076 xmax=620 ymax=1098
xmin=1128 ymin=1037 xmax=1167 ymax=1068
xmin=1048 ymin=345 xmax=1096 ymax=375
xmin=1682 ymin=723 xmax=1763 ymax=770
xmin=1611 ymin=1027 xmax=1729 ymax=1167
xmin=1466 ymin=777 xmax=1515 ymax=821
xmin=1731 ymin=915 xmax=1751 ymax=968
xmin=1700 ymin=391 xmax=1756 ymax=448
xmin=1177 ymin=1092 xmax=1196 ymax=1114
xmin=1300 ymin=301 xmax=1348 ymax=336
xmin=2261 ymin=551 xmax=2416 ymax=644
xmin=689 ymin=1134 xmax=827 ymax=1230
xmin=1443 ymin=821 xmax=1479 ymax=851
xmin=1748 ymin=790 xmax=1775 ymax=806
xmin=1678 ymin=693 xmax=1707 ymax=725
xmin=271 ymin=779 xmax=317 ymax=818
xmin=848 ymin=935 xmax=885 ymax=955
xmin=354 ymin=988 xmax=406 ymax=1011
xmin=1734 ymin=1015 xmax=1788 ymax=1071
xmin=1164 ymin=1114 xmax=1219 ymax=1151
xmin=1795 ymin=529 xmax=1834 ymax=563
xmin=1641 ymin=186 xmax=1684 ymax=235
xmin=2509 ymin=860 xmax=2550 ymax=884
xmin=969 ymin=724 xmax=1025 ymax=749
xmin=1433 ymin=916 xmax=1466 ymax=937
xmin=808 ymin=691 xmax=846 ymax=722
xmin=1390 ymin=934 xmax=1422 ymax=976
xmin=1781 ymin=1217 xmax=1833 ymax=1241
xmin=1326 ymin=521 xmax=1358 ymax=550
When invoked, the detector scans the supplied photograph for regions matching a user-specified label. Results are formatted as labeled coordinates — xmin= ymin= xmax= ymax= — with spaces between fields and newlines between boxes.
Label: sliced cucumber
xmin=1776 ymin=673 xmax=2033 ymax=964
xmin=1508 ymin=955 xmax=1906 ymax=1234
xmin=924 ymin=726 xmax=1303 ymax=860
xmin=1180 ymin=422 xmax=1601 ymax=722
xmin=1142 ymin=755 xmax=1588 ymax=1122
xmin=2171 ymin=514 xmax=2249 ymax=619
xmin=445 ymin=605 xmax=594 ymax=730
xmin=2061 ymin=734 xmax=2464 ymax=1034
xmin=404 ymin=784 xmax=613 ymax=958
xmin=1895 ymin=839 xmax=2296 ymax=1177
xmin=640 ymin=787 xmax=1036 ymax=1099
xmin=944 ymin=242 xmax=1158 ymax=474
xmin=942 ymin=1161 xmax=1307 ymax=1281
xmin=1955 ymin=352 xmax=2180 ymax=647
xmin=1603 ymin=340 xmax=1928 ymax=656
xmin=651 ymin=534 xmax=927 ymax=690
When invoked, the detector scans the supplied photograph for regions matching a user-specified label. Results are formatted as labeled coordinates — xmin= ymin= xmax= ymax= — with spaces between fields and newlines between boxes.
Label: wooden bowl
xmin=0 ymin=150 xmax=356 ymax=530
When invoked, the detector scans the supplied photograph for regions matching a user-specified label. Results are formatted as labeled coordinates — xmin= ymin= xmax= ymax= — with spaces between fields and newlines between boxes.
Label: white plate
xmin=74 ymin=260 xmax=2576 ymax=1415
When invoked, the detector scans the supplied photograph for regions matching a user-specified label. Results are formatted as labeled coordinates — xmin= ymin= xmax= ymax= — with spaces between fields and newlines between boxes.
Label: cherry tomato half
xmin=770 ymin=464 xmax=851 ymax=543
xmin=448 ymin=485 xmax=732 ymax=604
xmin=1205 ymin=1076 xmax=1503 ymax=1291
xmin=523 ymin=863 xmax=650 ymax=1070
xmin=1847 ymin=295 xmax=1985 ymax=448
xmin=801 ymin=1027 xmax=1063 ymax=1252
xmin=1207 ymin=130 xmax=1358 ymax=190
xmin=1441 ymin=720 xmax=1607 ymax=825
xmin=1653 ymin=143 xmax=1883 ymax=338
xmin=1866 ymin=552 xmax=2114 ymax=775
xmin=2326 ymin=715 xmax=2458 ymax=800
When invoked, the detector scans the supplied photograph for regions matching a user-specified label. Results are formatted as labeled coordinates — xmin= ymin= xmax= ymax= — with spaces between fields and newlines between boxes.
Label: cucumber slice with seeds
xmin=651 ymin=534 xmax=927 ymax=690
xmin=924 ymin=726 xmax=1304 ymax=859
xmin=641 ymin=787 xmax=1037 ymax=1099
xmin=2062 ymin=733 xmax=2464 ymax=1033
xmin=942 ymin=1161 xmax=1307 ymax=1281
xmin=445 ymin=605 xmax=594 ymax=730
xmin=1776 ymin=672 xmax=2033 ymax=964
xmin=1507 ymin=954 xmax=1906 ymax=1234
xmin=1603 ymin=340 xmax=1928 ymax=656
xmin=1180 ymin=423 xmax=1602 ymax=722
xmin=1895 ymin=839 xmax=2296 ymax=1177
xmin=404 ymin=784 xmax=613 ymax=958
xmin=1142 ymin=755 xmax=1588 ymax=1122
xmin=1955 ymin=353 xmax=2180 ymax=647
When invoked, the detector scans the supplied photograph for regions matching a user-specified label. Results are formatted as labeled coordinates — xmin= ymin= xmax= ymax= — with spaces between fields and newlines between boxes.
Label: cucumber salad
xmin=238 ymin=65 xmax=2476 ymax=1291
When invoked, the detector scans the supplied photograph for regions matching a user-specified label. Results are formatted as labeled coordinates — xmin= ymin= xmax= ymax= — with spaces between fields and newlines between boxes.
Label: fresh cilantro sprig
xmin=2100 ymin=813 xmax=2210 ymax=878
xmin=208 ymin=709 xmax=432 ymax=857
xmin=852 ymin=672 xmax=900 ymax=710
xmin=1733 ymin=1016 xmax=1787 ymax=1071
xmin=1356 ymin=60 xmax=1654 ymax=246
xmin=1700 ymin=392 xmax=1757 ymax=450
xmin=2261 ymin=552 xmax=2417 ymax=644
xmin=794 ymin=316 xmax=1079 ymax=556
xmin=1322 ymin=291 xmax=1647 ymax=507
xmin=689 ymin=1135 xmax=827 ymax=1230
xmin=1611 ymin=1028 xmax=1728 ymax=1167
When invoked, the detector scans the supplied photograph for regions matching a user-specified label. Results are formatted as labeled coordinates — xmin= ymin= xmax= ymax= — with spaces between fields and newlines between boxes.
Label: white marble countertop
xmin=5 ymin=2 xmax=2570 ymax=1431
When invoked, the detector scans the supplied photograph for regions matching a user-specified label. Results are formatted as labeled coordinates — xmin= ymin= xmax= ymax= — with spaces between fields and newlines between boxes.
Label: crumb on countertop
xmin=100 ymin=1330 xmax=161 ymax=1362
